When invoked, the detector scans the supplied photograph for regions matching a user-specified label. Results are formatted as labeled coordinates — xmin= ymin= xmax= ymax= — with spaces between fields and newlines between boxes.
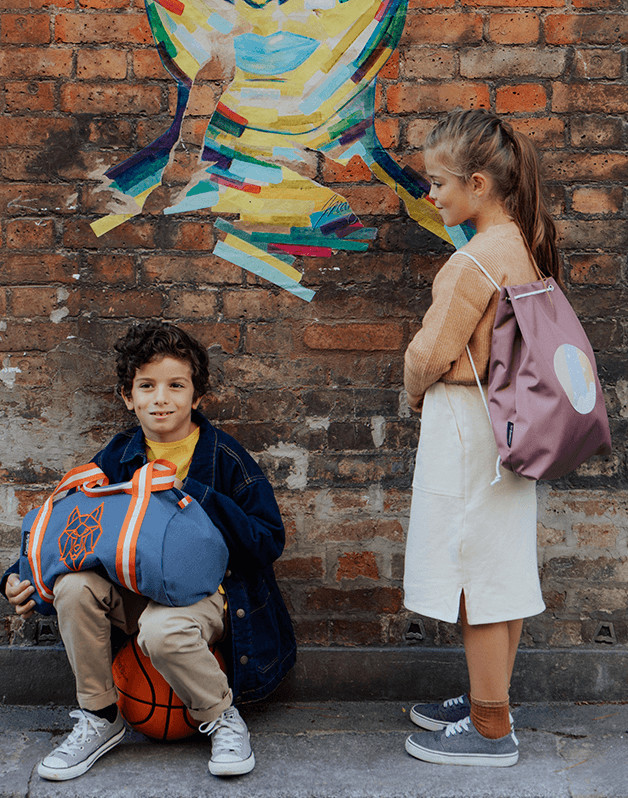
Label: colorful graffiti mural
xmin=92 ymin=0 xmax=472 ymax=300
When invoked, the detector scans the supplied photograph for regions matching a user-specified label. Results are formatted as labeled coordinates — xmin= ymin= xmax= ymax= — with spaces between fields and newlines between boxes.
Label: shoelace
xmin=55 ymin=710 xmax=107 ymax=754
xmin=443 ymin=695 xmax=466 ymax=708
xmin=198 ymin=711 xmax=244 ymax=754
xmin=445 ymin=716 xmax=471 ymax=738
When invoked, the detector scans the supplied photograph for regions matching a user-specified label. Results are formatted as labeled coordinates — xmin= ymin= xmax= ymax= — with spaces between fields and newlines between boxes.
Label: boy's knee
xmin=53 ymin=571 xmax=107 ymax=608
xmin=137 ymin=609 xmax=185 ymax=661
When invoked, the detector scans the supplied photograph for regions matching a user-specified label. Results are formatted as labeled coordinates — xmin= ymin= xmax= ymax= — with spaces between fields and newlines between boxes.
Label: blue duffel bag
xmin=20 ymin=460 xmax=229 ymax=615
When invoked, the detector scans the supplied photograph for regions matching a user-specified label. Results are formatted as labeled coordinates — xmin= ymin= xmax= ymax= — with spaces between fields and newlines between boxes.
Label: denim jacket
xmin=3 ymin=410 xmax=296 ymax=704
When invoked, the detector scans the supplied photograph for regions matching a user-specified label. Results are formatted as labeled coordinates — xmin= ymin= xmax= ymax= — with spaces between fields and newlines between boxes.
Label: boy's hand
xmin=173 ymin=477 xmax=184 ymax=490
xmin=5 ymin=574 xmax=36 ymax=619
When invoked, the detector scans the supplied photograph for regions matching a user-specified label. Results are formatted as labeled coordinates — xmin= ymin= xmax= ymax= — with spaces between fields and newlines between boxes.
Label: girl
xmin=402 ymin=109 xmax=561 ymax=767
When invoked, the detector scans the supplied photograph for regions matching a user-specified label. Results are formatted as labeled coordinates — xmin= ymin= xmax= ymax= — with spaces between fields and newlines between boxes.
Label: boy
xmin=2 ymin=321 xmax=296 ymax=780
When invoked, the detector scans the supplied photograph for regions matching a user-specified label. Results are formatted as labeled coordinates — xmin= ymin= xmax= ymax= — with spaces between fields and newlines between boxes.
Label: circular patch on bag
xmin=553 ymin=344 xmax=596 ymax=415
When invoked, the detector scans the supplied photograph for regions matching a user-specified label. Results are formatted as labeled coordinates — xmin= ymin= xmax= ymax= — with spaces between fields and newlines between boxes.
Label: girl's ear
xmin=470 ymin=171 xmax=490 ymax=197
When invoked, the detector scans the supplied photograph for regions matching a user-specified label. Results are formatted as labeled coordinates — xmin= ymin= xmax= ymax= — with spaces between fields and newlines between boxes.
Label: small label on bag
xmin=507 ymin=422 xmax=514 ymax=447
xmin=178 ymin=495 xmax=192 ymax=509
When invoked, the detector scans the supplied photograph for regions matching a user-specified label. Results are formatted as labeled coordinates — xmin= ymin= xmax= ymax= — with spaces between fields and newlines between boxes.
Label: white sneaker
xmin=199 ymin=707 xmax=255 ymax=776
xmin=37 ymin=709 xmax=125 ymax=781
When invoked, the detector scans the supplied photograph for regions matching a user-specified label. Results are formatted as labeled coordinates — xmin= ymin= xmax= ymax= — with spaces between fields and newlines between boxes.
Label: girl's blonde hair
xmin=425 ymin=109 xmax=561 ymax=283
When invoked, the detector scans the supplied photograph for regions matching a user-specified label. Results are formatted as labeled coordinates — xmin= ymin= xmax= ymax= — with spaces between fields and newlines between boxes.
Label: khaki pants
xmin=53 ymin=570 xmax=232 ymax=723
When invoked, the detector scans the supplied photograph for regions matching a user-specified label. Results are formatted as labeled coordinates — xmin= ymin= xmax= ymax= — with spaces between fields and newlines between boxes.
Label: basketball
xmin=112 ymin=635 xmax=227 ymax=741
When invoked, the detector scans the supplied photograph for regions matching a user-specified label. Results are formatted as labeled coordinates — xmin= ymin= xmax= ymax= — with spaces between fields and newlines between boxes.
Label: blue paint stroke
xmin=214 ymin=240 xmax=316 ymax=301
xmin=234 ymin=32 xmax=319 ymax=75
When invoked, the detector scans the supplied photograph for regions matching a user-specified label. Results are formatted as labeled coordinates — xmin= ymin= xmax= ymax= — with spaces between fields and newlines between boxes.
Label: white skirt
xmin=403 ymin=382 xmax=545 ymax=625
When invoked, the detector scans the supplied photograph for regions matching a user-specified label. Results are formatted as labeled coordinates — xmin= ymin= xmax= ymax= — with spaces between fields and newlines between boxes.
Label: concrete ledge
xmin=1 ymin=645 xmax=626 ymax=706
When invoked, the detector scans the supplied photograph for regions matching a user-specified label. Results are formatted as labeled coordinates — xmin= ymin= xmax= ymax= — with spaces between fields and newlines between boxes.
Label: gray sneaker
xmin=405 ymin=715 xmax=519 ymax=767
xmin=37 ymin=709 xmax=125 ymax=781
xmin=410 ymin=694 xmax=471 ymax=730
xmin=199 ymin=707 xmax=255 ymax=776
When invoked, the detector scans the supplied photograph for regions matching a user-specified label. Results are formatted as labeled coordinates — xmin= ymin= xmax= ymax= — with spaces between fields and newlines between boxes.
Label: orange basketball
xmin=112 ymin=635 xmax=227 ymax=741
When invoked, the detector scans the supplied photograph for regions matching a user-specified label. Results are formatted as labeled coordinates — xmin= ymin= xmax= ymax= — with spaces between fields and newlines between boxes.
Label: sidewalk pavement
xmin=1 ymin=701 xmax=626 ymax=798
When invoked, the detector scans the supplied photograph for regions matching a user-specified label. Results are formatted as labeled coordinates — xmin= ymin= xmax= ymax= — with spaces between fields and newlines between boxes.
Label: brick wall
xmin=0 ymin=1 xmax=626 ymax=652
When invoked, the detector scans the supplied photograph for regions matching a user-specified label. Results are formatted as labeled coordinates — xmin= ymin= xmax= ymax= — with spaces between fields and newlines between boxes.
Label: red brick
xmin=379 ymin=48 xmax=399 ymax=80
xmin=85 ymin=253 xmax=135 ymax=284
xmin=574 ymin=523 xmax=620 ymax=548
xmin=545 ymin=14 xmax=627 ymax=46
xmin=310 ymin=519 xmax=404 ymax=543
xmin=79 ymin=0 xmax=129 ymax=8
xmin=274 ymin=556 xmax=324 ymax=580
xmin=0 ymin=183 xmax=78 ymax=215
xmin=306 ymin=586 xmax=402 ymax=614
xmin=552 ymin=83 xmax=628 ymax=114
xmin=0 ymin=116 xmax=75 ymax=147
xmin=568 ymin=254 xmax=622 ymax=286
xmin=0 ymin=0 xmax=73 ymax=7
xmin=374 ymin=117 xmax=400 ymax=149
xmin=322 ymin=155 xmax=373 ymax=184
xmin=5 ymin=218 xmax=55 ymax=249
xmin=541 ymin=152 xmax=628 ymax=183
xmin=1 ymin=13 xmax=50 ymax=44
xmin=8 ymin=286 xmax=61 ymax=317
xmin=175 ymin=322 xmax=240 ymax=354
xmin=60 ymin=84 xmax=162 ymax=115
xmin=339 ymin=184 xmax=399 ymax=216
xmin=77 ymin=49 xmax=128 ymax=80
xmin=488 ymin=12 xmax=540 ymax=44
xmin=164 ymin=288 xmax=218 ymax=319
xmin=63 ymin=218 xmax=156 ymax=250
xmin=572 ymin=0 xmax=616 ymax=6
xmin=336 ymin=551 xmax=379 ymax=581
xmin=496 ymin=84 xmax=547 ymax=113
xmin=1 ymin=254 xmax=78 ymax=284
xmin=402 ymin=12 xmax=483 ymax=45
xmin=555 ymin=219 xmax=627 ymax=250
xmin=409 ymin=0 xmax=455 ymax=7
xmin=0 ymin=46 xmax=72 ymax=77
xmin=573 ymin=48 xmax=623 ymax=80
xmin=0 ymin=319 xmax=76 ymax=352
xmin=304 ymin=323 xmax=403 ymax=352
xmin=330 ymin=619 xmax=384 ymax=646
xmin=510 ymin=117 xmax=565 ymax=148
xmin=569 ymin=116 xmax=624 ymax=149
xmin=461 ymin=47 xmax=565 ymax=79
xmin=387 ymin=82 xmax=489 ymax=114
xmin=55 ymin=12 xmax=152 ymax=44
xmin=571 ymin=187 xmax=623 ymax=215
xmin=465 ymin=0 xmax=561 ymax=4
xmin=5 ymin=81 xmax=56 ymax=113
xmin=67 ymin=287 xmax=164 ymax=318
xmin=142 ymin=253 xmax=237 ymax=286
xmin=401 ymin=47 xmax=457 ymax=80
xmin=133 ymin=50 xmax=170 ymax=80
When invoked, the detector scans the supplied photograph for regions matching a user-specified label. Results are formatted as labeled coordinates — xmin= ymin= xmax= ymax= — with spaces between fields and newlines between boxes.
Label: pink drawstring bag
xmin=462 ymin=252 xmax=612 ymax=481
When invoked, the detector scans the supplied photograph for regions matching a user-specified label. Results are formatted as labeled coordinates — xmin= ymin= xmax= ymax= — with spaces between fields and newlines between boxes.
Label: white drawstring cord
xmin=466 ymin=344 xmax=502 ymax=486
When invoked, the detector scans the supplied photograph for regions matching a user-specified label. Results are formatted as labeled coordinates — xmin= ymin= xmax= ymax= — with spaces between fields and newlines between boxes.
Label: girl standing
xmin=402 ymin=109 xmax=561 ymax=767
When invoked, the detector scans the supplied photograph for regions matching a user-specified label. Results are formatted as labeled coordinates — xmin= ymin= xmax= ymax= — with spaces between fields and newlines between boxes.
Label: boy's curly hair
xmin=115 ymin=321 xmax=210 ymax=400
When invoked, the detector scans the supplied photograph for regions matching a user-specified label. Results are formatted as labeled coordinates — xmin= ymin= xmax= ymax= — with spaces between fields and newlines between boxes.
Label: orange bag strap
xmin=27 ymin=463 xmax=109 ymax=604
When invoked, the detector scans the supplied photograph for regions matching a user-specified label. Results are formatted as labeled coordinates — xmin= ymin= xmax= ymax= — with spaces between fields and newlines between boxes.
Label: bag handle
xmin=27 ymin=463 xmax=110 ymax=604
xmin=114 ymin=460 xmax=177 ymax=594
xmin=81 ymin=459 xmax=176 ymax=497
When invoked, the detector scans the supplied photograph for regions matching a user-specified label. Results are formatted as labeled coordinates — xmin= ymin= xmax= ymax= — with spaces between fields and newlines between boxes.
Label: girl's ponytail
xmin=507 ymin=129 xmax=561 ymax=284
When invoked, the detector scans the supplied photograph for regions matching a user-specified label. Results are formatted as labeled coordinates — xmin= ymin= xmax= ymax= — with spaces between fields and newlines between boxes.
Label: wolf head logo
xmin=58 ymin=504 xmax=105 ymax=571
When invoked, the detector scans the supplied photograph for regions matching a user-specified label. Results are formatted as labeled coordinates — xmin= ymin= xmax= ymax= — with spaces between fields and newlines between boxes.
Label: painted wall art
xmin=92 ymin=0 xmax=472 ymax=301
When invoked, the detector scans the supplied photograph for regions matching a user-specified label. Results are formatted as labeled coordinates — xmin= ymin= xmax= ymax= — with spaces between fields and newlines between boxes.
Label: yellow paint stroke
xmin=222 ymin=233 xmax=303 ymax=282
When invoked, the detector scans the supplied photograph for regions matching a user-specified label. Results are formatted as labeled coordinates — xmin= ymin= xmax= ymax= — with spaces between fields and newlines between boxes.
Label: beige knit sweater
xmin=404 ymin=222 xmax=538 ymax=408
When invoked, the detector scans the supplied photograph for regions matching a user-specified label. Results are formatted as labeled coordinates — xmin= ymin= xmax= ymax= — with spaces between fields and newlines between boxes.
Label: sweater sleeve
xmin=404 ymin=255 xmax=495 ymax=404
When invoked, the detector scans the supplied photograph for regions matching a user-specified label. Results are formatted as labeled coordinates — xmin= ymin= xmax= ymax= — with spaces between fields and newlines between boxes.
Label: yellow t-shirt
xmin=145 ymin=426 xmax=200 ymax=481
